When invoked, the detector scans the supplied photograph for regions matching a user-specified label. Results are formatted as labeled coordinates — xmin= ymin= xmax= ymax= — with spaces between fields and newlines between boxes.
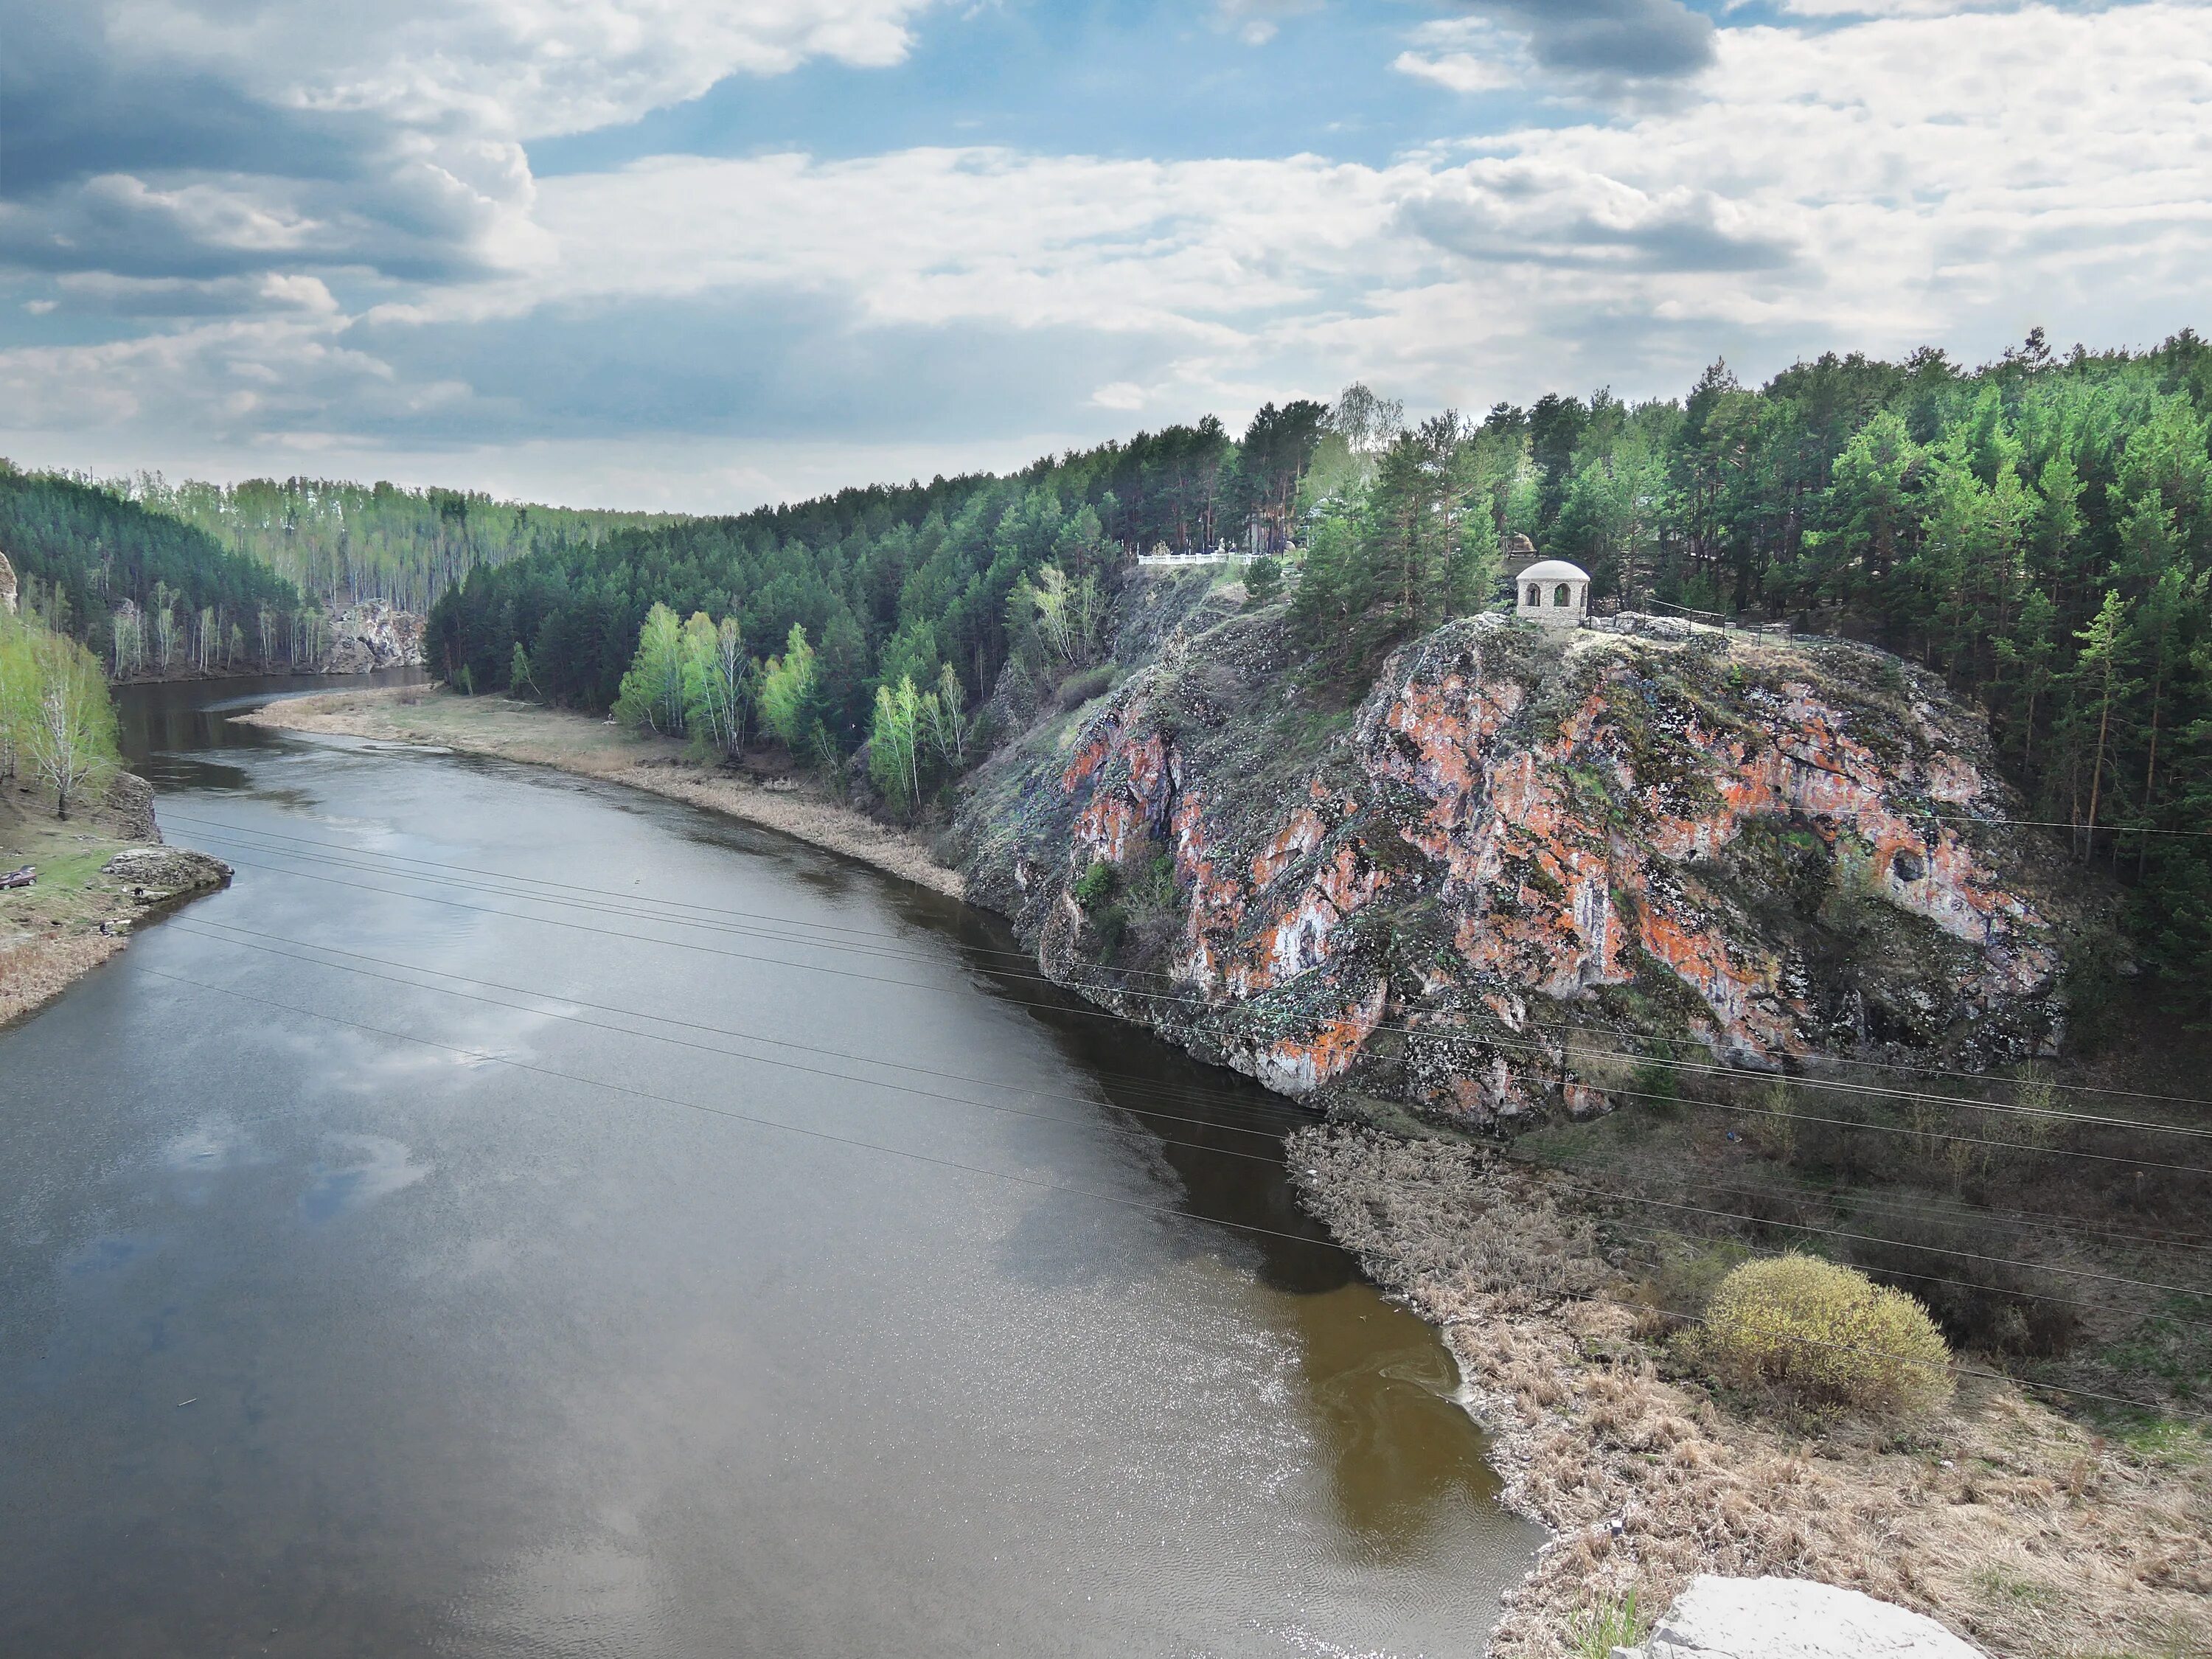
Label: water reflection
xmin=0 ymin=674 xmax=1542 ymax=1658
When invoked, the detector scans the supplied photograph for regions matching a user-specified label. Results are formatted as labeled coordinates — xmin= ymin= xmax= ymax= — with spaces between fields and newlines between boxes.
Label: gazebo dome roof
xmin=1518 ymin=559 xmax=1590 ymax=584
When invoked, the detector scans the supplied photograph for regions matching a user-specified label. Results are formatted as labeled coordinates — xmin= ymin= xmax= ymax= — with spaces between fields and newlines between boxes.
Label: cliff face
xmin=321 ymin=601 xmax=425 ymax=672
xmin=956 ymin=577 xmax=2068 ymax=1127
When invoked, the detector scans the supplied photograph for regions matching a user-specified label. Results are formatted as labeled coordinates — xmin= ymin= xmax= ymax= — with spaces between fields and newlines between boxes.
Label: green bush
xmin=1072 ymin=860 xmax=1118 ymax=910
xmin=1702 ymin=1253 xmax=1953 ymax=1415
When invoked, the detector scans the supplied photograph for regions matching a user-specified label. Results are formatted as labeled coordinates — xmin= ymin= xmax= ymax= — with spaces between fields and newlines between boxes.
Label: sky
xmin=1 ymin=0 xmax=2208 ymax=511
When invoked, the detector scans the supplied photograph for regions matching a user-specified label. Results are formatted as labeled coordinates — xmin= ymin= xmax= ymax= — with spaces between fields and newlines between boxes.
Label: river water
xmin=1 ymin=675 xmax=1539 ymax=1658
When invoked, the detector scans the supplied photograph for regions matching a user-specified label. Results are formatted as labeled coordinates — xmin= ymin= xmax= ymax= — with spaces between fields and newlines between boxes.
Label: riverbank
xmin=0 ymin=782 xmax=230 ymax=1026
xmin=233 ymin=684 xmax=964 ymax=901
xmin=1294 ymin=1126 xmax=2212 ymax=1659
xmin=230 ymin=682 xmax=2212 ymax=1658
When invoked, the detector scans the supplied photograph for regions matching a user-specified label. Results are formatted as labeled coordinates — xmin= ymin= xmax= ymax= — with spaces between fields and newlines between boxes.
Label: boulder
xmin=1613 ymin=1576 xmax=1982 ymax=1658
xmin=101 ymin=846 xmax=232 ymax=899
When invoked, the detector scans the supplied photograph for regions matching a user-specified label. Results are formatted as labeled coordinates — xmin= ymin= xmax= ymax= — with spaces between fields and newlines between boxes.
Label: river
xmin=1 ymin=675 xmax=1540 ymax=1658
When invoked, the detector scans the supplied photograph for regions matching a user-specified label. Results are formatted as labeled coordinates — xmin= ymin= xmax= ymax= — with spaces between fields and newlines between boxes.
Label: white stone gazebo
xmin=1516 ymin=557 xmax=1590 ymax=626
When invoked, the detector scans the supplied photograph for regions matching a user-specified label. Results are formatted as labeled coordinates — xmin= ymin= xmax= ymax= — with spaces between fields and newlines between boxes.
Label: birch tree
xmin=869 ymin=674 xmax=925 ymax=818
xmin=24 ymin=633 xmax=117 ymax=819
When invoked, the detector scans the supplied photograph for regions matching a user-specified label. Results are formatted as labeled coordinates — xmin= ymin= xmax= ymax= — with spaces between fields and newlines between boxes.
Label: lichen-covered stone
xmin=953 ymin=590 xmax=2070 ymax=1127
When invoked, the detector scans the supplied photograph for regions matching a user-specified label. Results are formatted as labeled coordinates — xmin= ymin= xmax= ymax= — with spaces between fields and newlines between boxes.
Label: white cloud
xmin=1211 ymin=0 xmax=1321 ymax=46
xmin=6 ymin=1 xmax=2212 ymax=507
xmin=1392 ymin=49 xmax=1520 ymax=94
xmin=102 ymin=0 xmax=942 ymax=140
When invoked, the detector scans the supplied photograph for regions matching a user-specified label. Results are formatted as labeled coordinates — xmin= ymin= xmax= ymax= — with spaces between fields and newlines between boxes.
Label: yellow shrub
xmin=1702 ymin=1253 xmax=1953 ymax=1415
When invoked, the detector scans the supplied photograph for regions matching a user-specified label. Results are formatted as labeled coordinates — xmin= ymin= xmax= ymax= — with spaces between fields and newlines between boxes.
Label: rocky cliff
xmin=955 ymin=574 xmax=2070 ymax=1127
xmin=321 ymin=601 xmax=425 ymax=672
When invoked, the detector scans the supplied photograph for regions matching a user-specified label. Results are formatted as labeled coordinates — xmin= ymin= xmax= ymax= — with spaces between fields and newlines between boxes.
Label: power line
xmin=171 ymin=848 xmax=2212 ymax=1176
xmin=133 ymin=964 xmax=1346 ymax=1256
xmin=162 ymin=922 xmax=1296 ymax=1174
xmin=131 ymin=962 xmax=2211 ymax=1427
xmin=164 ymin=919 xmax=2212 ymax=1329
xmin=1936 ymin=814 xmax=2212 ymax=841
xmin=170 ymin=914 xmax=1308 ymax=1137
xmin=175 ymin=914 xmax=2212 ymax=1264
xmin=1535 ymin=1175 xmax=2212 ymax=1312
xmin=1537 ymin=1163 xmax=2212 ymax=1257
xmin=166 ymin=810 xmax=2212 ymax=1113
xmin=172 ymin=831 xmax=2212 ymax=1145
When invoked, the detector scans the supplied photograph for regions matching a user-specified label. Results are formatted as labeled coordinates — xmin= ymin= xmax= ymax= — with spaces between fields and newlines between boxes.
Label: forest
xmin=426 ymin=330 xmax=2212 ymax=1002
xmin=127 ymin=475 xmax=684 ymax=614
xmin=0 ymin=464 xmax=311 ymax=677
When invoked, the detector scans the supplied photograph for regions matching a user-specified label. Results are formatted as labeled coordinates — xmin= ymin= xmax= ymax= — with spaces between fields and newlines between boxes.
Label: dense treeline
xmin=431 ymin=331 xmax=2212 ymax=1000
xmin=126 ymin=475 xmax=684 ymax=613
xmin=1293 ymin=328 xmax=2212 ymax=995
xmin=425 ymin=400 xmax=1328 ymax=720
xmin=0 ymin=463 xmax=310 ymax=677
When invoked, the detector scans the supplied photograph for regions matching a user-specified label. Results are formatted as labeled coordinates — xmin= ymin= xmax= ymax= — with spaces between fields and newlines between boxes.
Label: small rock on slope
xmin=1614 ymin=1575 xmax=1982 ymax=1658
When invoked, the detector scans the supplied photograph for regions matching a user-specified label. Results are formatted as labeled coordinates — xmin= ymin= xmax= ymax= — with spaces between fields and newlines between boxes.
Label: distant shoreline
xmin=232 ymin=684 xmax=966 ymax=902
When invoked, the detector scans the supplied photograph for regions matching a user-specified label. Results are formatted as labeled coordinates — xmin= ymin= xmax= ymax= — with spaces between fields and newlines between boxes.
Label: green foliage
xmin=128 ymin=473 xmax=675 ymax=612
xmin=613 ymin=602 xmax=687 ymax=736
xmin=1071 ymin=860 xmax=1118 ymax=909
xmin=868 ymin=673 xmax=929 ymax=818
xmin=1701 ymin=1253 xmax=1954 ymax=1415
xmin=757 ymin=624 xmax=821 ymax=754
xmin=0 ymin=462 xmax=304 ymax=673
xmin=0 ymin=608 xmax=121 ymax=818
xmin=408 ymin=334 xmax=2212 ymax=1004
xmin=1565 ymin=1590 xmax=1647 ymax=1659
xmin=1243 ymin=555 xmax=1283 ymax=603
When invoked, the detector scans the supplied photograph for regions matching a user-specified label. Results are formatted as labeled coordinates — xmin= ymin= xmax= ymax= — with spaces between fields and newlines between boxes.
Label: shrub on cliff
xmin=1700 ymin=1254 xmax=1952 ymax=1415
xmin=1072 ymin=860 xmax=1117 ymax=909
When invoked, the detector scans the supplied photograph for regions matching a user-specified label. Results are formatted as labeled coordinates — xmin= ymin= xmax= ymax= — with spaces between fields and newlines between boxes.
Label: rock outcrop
xmin=0 ymin=546 xmax=15 ymax=615
xmin=957 ymin=577 xmax=2069 ymax=1126
xmin=321 ymin=601 xmax=425 ymax=672
xmin=1613 ymin=1574 xmax=1981 ymax=1658
xmin=100 ymin=845 xmax=232 ymax=901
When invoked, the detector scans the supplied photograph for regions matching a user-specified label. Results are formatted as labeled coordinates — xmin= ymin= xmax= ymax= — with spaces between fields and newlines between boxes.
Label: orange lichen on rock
xmin=991 ymin=611 xmax=2066 ymax=1122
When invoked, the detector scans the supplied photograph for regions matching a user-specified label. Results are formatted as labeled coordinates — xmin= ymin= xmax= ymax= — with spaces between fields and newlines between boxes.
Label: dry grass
xmin=1292 ymin=1124 xmax=2212 ymax=1659
xmin=237 ymin=686 xmax=965 ymax=900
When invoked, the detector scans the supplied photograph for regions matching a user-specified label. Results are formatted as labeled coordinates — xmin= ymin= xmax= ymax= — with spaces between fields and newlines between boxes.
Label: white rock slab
xmin=1613 ymin=1575 xmax=1982 ymax=1658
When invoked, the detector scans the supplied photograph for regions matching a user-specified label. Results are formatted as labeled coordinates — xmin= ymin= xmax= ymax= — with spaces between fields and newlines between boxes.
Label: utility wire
xmin=133 ymin=963 xmax=1343 ymax=1254
xmin=162 ymin=920 xmax=2212 ymax=1327
xmin=128 ymin=961 xmax=2212 ymax=1428
xmin=171 ymin=833 xmax=2212 ymax=1144
xmin=170 ymin=915 xmax=1307 ymax=1138
xmin=161 ymin=922 xmax=1294 ymax=1173
xmin=172 ymin=914 xmax=2212 ymax=1262
xmin=164 ymin=810 xmax=2212 ymax=1114
xmin=167 ymin=848 xmax=2212 ymax=1177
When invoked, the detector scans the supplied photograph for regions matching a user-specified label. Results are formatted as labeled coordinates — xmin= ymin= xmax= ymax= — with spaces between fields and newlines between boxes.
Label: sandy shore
xmin=234 ymin=685 xmax=964 ymax=901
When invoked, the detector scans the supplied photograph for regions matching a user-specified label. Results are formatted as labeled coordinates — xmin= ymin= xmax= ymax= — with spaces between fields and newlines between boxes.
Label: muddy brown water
xmin=1 ymin=674 xmax=1540 ymax=1657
